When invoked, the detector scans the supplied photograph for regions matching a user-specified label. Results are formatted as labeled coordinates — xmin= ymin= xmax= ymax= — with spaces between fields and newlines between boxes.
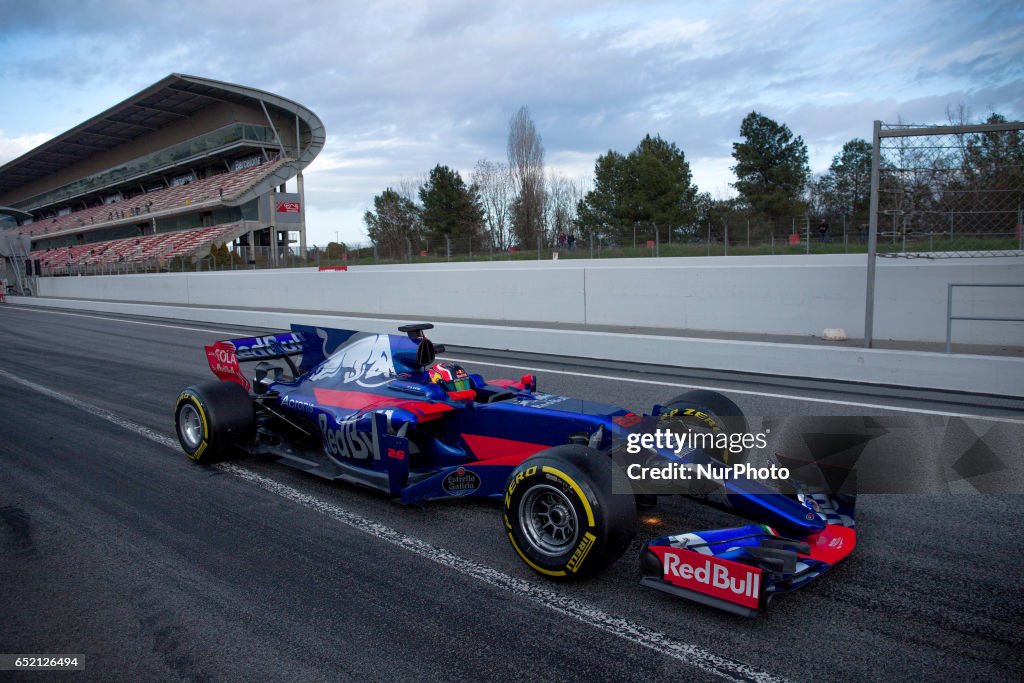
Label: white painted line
xmin=443 ymin=356 xmax=1024 ymax=424
xmin=0 ymin=303 xmax=255 ymax=335
xmin=0 ymin=366 xmax=790 ymax=683
xmin=6 ymin=303 xmax=1020 ymax=423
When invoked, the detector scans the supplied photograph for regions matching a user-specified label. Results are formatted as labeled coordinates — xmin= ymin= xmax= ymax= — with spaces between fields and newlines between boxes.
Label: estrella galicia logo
xmin=442 ymin=467 xmax=481 ymax=496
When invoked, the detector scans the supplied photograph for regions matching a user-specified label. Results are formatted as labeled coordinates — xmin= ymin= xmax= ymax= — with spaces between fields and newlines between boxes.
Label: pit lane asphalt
xmin=1 ymin=304 xmax=1022 ymax=682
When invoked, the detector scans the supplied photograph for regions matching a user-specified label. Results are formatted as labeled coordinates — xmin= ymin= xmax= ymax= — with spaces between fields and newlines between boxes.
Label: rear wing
xmin=205 ymin=325 xmax=359 ymax=389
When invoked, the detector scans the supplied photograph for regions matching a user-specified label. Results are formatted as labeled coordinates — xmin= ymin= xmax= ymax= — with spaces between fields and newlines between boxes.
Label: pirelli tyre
xmin=504 ymin=445 xmax=636 ymax=580
xmin=659 ymin=389 xmax=748 ymax=463
xmin=175 ymin=381 xmax=255 ymax=463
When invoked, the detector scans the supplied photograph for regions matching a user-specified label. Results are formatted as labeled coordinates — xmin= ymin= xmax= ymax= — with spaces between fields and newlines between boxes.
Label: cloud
xmin=1 ymin=0 xmax=1022 ymax=246
xmin=612 ymin=18 xmax=712 ymax=52
xmin=0 ymin=129 xmax=55 ymax=166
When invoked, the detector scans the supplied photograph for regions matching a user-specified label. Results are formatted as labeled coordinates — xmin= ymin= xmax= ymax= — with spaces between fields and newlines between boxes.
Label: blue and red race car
xmin=174 ymin=323 xmax=855 ymax=616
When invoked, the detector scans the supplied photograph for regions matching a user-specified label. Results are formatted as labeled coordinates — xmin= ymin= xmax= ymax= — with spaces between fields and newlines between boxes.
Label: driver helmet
xmin=428 ymin=361 xmax=471 ymax=392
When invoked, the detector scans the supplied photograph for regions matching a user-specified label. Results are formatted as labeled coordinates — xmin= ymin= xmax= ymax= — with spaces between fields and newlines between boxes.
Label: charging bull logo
xmin=308 ymin=333 xmax=395 ymax=387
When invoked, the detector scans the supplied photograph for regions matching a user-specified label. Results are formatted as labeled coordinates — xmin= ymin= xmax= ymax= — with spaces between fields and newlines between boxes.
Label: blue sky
xmin=1 ymin=0 xmax=1022 ymax=245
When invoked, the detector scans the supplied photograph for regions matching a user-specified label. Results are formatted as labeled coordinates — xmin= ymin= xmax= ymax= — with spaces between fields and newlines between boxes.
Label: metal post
xmin=945 ymin=283 xmax=954 ymax=353
xmin=297 ymin=172 xmax=307 ymax=259
xmin=950 ymin=210 xmax=954 ymax=241
xmin=723 ymin=220 xmax=729 ymax=256
xmin=633 ymin=223 xmax=637 ymax=250
xmin=537 ymin=233 xmax=541 ymax=260
xmin=590 ymin=233 xmax=594 ymax=259
xmin=655 ymin=225 xmax=659 ymax=257
xmin=706 ymin=223 xmax=711 ymax=256
xmin=843 ymin=215 xmax=848 ymax=253
xmin=805 ymin=216 xmax=810 ymax=254
xmin=446 ymin=235 xmax=451 ymax=262
xmin=746 ymin=220 xmax=750 ymax=248
xmin=771 ymin=234 xmax=775 ymax=255
xmin=864 ymin=120 xmax=882 ymax=348
xmin=469 ymin=235 xmax=472 ymax=258
xmin=406 ymin=237 xmax=411 ymax=263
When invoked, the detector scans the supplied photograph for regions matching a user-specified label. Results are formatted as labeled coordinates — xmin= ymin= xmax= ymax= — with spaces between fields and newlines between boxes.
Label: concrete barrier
xmin=35 ymin=255 xmax=1024 ymax=343
xmin=9 ymin=295 xmax=1023 ymax=398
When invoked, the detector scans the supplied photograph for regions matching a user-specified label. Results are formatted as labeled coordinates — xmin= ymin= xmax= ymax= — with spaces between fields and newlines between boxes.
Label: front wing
xmin=639 ymin=493 xmax=856 ymax=616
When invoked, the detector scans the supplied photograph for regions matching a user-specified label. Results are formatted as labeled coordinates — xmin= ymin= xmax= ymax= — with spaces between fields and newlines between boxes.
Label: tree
xmin=364 ymin=188 xmax=421 ymax=261
xmin=545 ymin=174 xmax=583 ymax=243
xmin=418 ymin=164 xmax=484 ymax=244
xmin=325 ymin=241 xmax=346 ymax=260
xmin=472 ymin=158 xmax=514 ymax=250
xmin=731 ymin=112 xmax=810 ymax=223
xmin=576 ymin=134 xmax=698 ymax=244
xmin=808 ymin=138 xmax=872 ymax=223
xmin=576 ymin=150 xmax=629 ymax=239
xmin=507 ymin=106 xmax=545 ymax=246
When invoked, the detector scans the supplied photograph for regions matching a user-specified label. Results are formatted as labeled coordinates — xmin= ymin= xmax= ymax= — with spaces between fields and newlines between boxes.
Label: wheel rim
xmin=519 ymin=484 xmax=579 ymax=556
xmin=178 ymin=403 xmax=203 ymax=450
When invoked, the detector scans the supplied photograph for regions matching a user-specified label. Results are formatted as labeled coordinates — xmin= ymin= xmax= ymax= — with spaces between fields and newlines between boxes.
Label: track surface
xmin=1 ymin=305 xmax=1022 ymax=682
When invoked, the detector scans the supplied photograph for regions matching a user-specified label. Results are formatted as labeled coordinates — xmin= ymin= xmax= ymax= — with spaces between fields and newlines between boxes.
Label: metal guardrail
xmin=946 ymin=283 xmax=1024 ymax=353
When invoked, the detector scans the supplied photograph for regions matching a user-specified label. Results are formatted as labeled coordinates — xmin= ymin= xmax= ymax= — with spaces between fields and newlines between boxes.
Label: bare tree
xmin=472 ymin=158 xmax=514 ymax=250
xmin=545 ymin=173 xmax=583 ymax=244
xmin=507 ymin=106 xmax=545 ymax=246
xmin=395 ymin=174 xmax=426 ymax=205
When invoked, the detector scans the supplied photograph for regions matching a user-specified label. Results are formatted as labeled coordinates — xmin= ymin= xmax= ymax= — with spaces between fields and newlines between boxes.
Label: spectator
xmin=818 ymin=218 xmax=830 ymax=243
xmin=567 ymin=234 xmax=576 ymax=251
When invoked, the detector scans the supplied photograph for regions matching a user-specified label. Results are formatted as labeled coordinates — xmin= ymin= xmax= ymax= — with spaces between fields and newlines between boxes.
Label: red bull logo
xmin=654 ymin=548 xmax=762 ymax=609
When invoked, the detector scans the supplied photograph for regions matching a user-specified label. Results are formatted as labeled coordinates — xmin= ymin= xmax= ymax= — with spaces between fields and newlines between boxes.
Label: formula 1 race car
xmin=174 ymin=323 xmax=856 ymax=616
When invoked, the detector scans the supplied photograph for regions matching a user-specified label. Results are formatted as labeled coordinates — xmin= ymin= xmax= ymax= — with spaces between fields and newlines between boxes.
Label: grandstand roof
xmin=0 ymin=73 xmax=325 ymax=197
xmin=0 ymin=207 xmax=33 ymax=221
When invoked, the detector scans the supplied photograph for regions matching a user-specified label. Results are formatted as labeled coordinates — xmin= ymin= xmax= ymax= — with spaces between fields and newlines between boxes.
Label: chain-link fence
xmin=873 ymin=120 xmax=1024 ymax=258
xmin=319 ymin=218 xmax=868 ymax=267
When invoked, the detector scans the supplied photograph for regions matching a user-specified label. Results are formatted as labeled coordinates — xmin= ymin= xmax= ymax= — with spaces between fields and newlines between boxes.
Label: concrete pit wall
xmin=35 ymin=255 xmax=1024 ymax=345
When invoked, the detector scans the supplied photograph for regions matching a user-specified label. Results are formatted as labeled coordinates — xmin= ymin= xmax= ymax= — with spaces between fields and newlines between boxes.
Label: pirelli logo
xmin=567 ymin=531 xmax=597 ymax=573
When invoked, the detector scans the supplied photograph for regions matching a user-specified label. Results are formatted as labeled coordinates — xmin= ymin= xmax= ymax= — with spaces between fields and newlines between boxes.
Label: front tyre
xmin=659 ymin=389 xmax=748 ymax=463
xmin=504 ymin=445 xmax=636 ymax=580
xmin=175 ymin=381 xmax=255 ymax=463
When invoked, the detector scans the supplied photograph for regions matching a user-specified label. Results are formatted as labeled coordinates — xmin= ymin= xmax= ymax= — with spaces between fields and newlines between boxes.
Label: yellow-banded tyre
xmin=659 ymin=389 xmax=748 ymax=463
xmin=174 ymin=381 xmax=255 ymax=463
xmin=504 ymin=445 xmax=636 ymax=581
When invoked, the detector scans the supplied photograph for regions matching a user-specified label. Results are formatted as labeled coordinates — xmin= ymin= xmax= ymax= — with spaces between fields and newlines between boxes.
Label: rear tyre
xmin=659 ymin=389 xmax=748 ymax=462
xmin=504 ymin=445 xmax=636 ymax=580
xmin=175 ymin=381 xmax=255 ymax=463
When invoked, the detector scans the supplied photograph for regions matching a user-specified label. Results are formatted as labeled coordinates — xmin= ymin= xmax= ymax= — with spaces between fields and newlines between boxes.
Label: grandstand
xmin=0 ymin=74 xmax=324 ymax=293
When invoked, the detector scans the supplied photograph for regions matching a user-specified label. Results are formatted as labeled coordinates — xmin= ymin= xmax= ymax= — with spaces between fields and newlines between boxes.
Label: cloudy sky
xmin=1 ymin=0 xmax=1022 ymax=245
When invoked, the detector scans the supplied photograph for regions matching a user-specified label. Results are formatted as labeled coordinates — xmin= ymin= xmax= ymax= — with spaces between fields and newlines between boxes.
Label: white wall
xmin=10 ymin=295 xmax=1024 ymax=397
xmin=35 ymin=255 xmax=1024 ymax=344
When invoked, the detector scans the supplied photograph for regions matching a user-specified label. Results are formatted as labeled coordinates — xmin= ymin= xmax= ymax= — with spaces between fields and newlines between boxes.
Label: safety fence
xmin=873 ymin=120 xmax=1024 ymax=259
